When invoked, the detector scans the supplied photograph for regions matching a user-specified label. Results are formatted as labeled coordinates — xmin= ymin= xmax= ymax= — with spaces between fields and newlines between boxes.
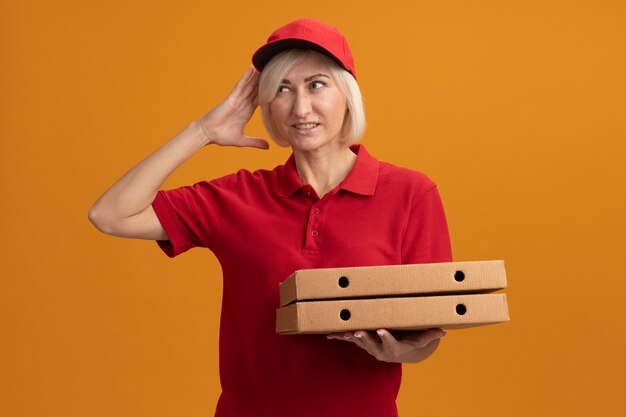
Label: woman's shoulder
xmin=233 ymin=164 xmax=284 ymax=184
xmin=189 ymin=164 xmax=285 ymax=198
xmin=376 ymin=159 xmax=437 ymax=190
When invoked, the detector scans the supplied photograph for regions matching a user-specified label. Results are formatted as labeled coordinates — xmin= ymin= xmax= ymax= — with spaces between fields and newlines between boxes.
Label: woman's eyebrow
xmin=281 ymin=74 xmax=331 ymax=84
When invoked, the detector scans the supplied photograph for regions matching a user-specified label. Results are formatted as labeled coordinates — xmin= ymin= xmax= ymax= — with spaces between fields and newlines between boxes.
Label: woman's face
xmin=268 ymin=52 xmax=348 ymax=154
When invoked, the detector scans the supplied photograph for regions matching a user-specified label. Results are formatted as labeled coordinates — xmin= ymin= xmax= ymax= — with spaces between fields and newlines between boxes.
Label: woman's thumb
xmin=239 ymin=136 xmax=270 ymax=150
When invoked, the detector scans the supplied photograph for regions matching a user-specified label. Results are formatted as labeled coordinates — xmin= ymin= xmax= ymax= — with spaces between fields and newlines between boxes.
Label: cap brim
xmin=252 ymin=39 xmax=350 ymax=74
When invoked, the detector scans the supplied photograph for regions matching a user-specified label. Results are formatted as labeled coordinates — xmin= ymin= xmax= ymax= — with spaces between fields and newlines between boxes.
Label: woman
xmin=89 ymin=18 xmax=452 ymax=417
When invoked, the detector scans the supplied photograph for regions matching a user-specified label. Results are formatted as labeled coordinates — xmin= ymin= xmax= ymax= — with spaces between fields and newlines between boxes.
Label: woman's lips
xmin=292 ymin=123 xmax=320 ymax=134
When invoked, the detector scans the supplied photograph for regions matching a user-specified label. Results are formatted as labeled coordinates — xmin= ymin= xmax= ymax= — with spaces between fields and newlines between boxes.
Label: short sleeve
xmin=151 ymin=174 xmax=238 ymax=258
xmin=400 ymin=184 xmax=453 ymax=264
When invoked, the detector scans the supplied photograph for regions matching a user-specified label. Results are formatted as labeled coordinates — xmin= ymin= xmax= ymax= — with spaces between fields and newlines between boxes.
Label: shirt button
xmin=313 ymin=208 xmax=320 ymax=214
xmin=305 ymin=191 xmax=312 ymax=197
xmin=311 ymin=230 xmax=319 ymax=237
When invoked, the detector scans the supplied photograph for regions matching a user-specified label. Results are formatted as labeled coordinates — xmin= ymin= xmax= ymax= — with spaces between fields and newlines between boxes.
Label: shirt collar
xmin=277 ymin=144 xmax=379 ymax=198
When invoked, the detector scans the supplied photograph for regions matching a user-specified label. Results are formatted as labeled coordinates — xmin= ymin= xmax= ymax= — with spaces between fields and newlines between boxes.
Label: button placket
xmin=310 ymin=205 xmax=320 ymax=239
xmin=303 ymin=202 xmax=323 ymax=251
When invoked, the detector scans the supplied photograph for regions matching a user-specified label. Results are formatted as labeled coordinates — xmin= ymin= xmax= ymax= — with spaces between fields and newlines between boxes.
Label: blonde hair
xmin=257 ymin=49 xmax=366 ymax=147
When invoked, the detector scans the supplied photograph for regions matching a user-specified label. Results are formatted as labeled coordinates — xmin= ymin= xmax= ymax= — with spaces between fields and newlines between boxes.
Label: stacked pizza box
xmin=276 ymin=260 xmax=510 ymax=334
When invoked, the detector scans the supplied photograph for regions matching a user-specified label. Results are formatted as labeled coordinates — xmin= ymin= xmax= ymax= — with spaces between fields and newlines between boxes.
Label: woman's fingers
xmin=228 ymin=68 xmax=259 ymax=118
xmin=353 ymin=331 xmax=383 ymax=359
xmin=236 ymin=136 xmax=269 ymax=150
xmin=231 ymin=66 xmax=259 ymax=104
xmin=231 ymin=65 xmax=256 ymax=96
xmin=243 ymin=70 xmax=260 ymax=96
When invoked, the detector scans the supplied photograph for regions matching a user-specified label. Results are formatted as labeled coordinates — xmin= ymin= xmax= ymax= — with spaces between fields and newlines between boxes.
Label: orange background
xmin=2 ymin=0 xmax=625 ymax=416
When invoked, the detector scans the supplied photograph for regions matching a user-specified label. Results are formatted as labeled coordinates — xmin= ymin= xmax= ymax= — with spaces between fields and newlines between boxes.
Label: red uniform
xmin=151 ymin=144 xmax=452 ymax=417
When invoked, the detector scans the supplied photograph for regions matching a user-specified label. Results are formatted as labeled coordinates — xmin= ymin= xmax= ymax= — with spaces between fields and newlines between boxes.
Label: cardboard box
xmin=279 ymin=260 xmax=507 ymax=307
xmin=276 ymin=293 xmax=510 ymax=334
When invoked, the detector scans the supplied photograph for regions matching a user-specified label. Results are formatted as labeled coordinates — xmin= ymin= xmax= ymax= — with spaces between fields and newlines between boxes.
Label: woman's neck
xmin=293 ymin=145 xmax=358 ymax=199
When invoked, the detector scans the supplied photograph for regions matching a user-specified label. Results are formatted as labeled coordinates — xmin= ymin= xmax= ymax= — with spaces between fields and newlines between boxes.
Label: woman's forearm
xmin=88 ymin=121 xmax=209 ymax=233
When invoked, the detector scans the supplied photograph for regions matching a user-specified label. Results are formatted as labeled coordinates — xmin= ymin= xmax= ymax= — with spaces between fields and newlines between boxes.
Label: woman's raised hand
xmin=196 ymin=66 xmax=269 ymax=150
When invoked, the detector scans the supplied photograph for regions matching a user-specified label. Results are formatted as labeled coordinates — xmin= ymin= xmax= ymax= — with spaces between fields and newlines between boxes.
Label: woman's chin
xmin=288 ymin=137 xmax=344 ymax=154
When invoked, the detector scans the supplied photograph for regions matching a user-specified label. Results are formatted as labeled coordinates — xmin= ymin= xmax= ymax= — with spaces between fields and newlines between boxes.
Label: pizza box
xmin=279 ymin=260 xmax=507 ymax=307
xmin=276 ymin=293 xmax=510 ymax=334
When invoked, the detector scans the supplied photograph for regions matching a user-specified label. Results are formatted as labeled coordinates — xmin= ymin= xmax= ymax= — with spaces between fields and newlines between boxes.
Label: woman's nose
xmin=292 ymin=92 xmax=312 ymax=117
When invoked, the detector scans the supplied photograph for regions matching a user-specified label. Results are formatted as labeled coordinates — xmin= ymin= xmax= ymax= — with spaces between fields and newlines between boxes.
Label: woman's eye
xmin=311 ymin=81 xmax=325 ymax=89
xmin=277 ymin=86 xmax=289 ymax=93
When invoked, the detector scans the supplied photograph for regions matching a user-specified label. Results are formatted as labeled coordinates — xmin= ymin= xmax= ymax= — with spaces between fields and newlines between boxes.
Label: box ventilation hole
xmin=454 ymin=270 xmax=465 ymax=282
xmin=456 ymin=304 xmax=467 ymax=315
xmin=340 ymin=309 xmax=351 ymax=321
xmin=338 ymin=276 xmax=350 ymax=288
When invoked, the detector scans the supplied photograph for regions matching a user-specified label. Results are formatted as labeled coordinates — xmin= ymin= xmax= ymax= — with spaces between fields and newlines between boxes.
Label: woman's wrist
xmin=189 ymin=120 xmax=216 ymax=147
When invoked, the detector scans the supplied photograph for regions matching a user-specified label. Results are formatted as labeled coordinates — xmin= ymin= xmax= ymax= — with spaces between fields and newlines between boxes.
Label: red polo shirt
xmin=151 ymin=144 xmax=452 ymax=417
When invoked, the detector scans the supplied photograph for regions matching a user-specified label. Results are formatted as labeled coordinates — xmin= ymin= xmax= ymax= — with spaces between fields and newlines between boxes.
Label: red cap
xmin=252 ymin=18 xmax=357 ymax=80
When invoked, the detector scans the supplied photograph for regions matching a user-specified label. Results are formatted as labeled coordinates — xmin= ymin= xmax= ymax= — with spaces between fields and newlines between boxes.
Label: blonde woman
xmin=89 ymin=18 xmax=451 ymax=417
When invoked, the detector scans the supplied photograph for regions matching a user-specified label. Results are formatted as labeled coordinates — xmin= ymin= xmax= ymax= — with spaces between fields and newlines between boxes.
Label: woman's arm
xmin=88 ymin=66 xmax=267 ymax=240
